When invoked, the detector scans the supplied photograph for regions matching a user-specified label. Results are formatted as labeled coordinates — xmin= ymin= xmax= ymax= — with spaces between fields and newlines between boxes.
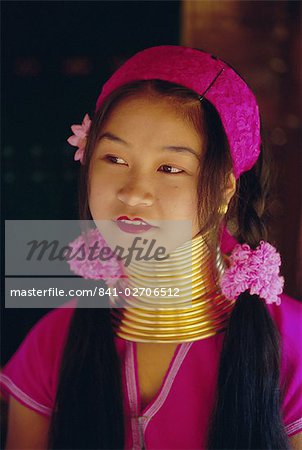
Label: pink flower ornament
xmin=219 ymin=241 xmax=284 ymax=305
xmin=67 ymin=113 xmax=91 ymax=164
xmin=66 ymin=228 xmax=126 ymax=287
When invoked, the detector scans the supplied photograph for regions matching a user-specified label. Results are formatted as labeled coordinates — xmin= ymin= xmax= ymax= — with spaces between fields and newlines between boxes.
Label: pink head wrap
xmin=95 ymin=45 xmax=261 ymax=179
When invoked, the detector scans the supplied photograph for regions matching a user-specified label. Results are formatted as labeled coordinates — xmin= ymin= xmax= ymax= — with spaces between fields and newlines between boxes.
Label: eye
xmin=104 ymin=155 xmax=184 ymax=175
xmin=159 ymin=165 xmax=184 ymax=174
xmin=104 ymin=155 xmax=127 ymax=165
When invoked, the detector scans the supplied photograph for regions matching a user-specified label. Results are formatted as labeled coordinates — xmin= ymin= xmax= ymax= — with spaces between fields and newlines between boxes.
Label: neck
xmin=109 ymin=231 xmax=235 ymax=343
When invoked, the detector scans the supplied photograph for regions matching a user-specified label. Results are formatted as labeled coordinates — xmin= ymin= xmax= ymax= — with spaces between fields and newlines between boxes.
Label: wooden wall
xmin=181 ymin=1 xmax=301 ymax=299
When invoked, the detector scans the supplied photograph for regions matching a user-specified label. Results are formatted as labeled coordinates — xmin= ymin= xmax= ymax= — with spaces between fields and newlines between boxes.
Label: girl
xmin=1 ymin=45 xmax=302 ymax=449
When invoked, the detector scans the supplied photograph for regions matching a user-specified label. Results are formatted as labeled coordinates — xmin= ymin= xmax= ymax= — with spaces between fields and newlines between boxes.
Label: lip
xmin=115 ymin=216 xmax=155 ymax=234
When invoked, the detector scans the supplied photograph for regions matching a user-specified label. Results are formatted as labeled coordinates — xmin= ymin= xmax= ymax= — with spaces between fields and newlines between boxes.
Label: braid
xmin=230 ymin=132 xmax=273 ymax=248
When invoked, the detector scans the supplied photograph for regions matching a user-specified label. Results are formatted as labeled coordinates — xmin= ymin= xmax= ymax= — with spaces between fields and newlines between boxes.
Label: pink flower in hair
xmin=66 ymin=228 xmax=126 ymax=287
xmin=220 ymin=241 xmax=284 ymax=305
xmin=67 ymin=113 xmax=91 ymax=163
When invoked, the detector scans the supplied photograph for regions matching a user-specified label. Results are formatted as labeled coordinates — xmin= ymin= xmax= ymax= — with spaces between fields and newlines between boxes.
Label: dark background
xmin=1 ymin=0 xmax=180 ymax=366
xmin=2 ymin=1 xmax=180 ymax=221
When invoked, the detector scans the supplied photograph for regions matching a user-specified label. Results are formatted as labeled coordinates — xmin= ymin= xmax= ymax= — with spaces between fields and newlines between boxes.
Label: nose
xmin=117 ymin=175 xmax=154 ymax=207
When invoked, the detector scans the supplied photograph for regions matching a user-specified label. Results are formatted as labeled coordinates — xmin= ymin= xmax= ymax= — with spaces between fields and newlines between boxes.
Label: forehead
xmin=100 ymin=96 xmax=203 ymax=151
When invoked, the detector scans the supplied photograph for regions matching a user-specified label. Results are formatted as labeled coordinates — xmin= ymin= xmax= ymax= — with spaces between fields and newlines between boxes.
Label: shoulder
xmin=6 ymin=298 xmax=78 ymax=363
xmin=267 ymin=293 xmax=302 ymax=378
xmin=267 ymin=294 xmax=302 ymax=436
xmin=29 ymin=298 xmax=78 ymax=342
xmin=15 ymin=299 xmax=79 ymax=363
xmin=0 ymin=299 xmax=78 ymax=417
xmin=266 ymin=293 xmax=302 ymax=345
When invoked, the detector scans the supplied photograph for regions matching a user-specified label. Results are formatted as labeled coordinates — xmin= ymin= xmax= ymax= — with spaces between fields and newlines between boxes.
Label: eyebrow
xmin=98 ymin=132 xmax=200 ymax=160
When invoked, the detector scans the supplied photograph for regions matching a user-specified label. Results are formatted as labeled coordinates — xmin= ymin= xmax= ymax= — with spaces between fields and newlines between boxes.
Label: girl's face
xmin=88 ymin=96 xmax=203 ymax=251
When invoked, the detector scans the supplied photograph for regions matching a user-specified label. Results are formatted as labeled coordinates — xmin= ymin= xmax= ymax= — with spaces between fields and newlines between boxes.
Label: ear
xmin=225 ymin=172 xmax=236 ymax=205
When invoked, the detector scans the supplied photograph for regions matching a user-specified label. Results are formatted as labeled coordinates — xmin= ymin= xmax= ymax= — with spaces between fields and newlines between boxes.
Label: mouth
xmin=114 ymin=216 xmax=157 ymax=234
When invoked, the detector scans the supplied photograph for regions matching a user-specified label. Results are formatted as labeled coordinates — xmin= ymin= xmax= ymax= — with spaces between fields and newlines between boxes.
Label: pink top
xmin=1 ymin=293 xmax=302 ymax=448
xmin=1 ymin=228 xmax=302 ymax=447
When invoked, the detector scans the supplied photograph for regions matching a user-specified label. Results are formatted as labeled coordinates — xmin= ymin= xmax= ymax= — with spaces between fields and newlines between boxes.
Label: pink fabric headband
xmin=94 ymin=45 xmax=261 ymax=179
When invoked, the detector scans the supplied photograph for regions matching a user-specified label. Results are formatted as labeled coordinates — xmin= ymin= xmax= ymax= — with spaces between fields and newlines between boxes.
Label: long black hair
xmin=47 ymin=80 xmax=290 ymax=449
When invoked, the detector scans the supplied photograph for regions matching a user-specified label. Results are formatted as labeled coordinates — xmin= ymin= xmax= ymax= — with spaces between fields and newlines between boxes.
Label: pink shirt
xmin=1 ymin=228 xmax=302 ymax=447
xmin=1 ymin=292 xmax=302 ymax=448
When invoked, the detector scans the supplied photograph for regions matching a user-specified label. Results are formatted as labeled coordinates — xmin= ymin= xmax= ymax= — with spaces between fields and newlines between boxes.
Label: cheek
xmin=161 ymin=184 xmax=198 ymax=215
xmin=88 ymin=177 xmax=114 ymax=219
